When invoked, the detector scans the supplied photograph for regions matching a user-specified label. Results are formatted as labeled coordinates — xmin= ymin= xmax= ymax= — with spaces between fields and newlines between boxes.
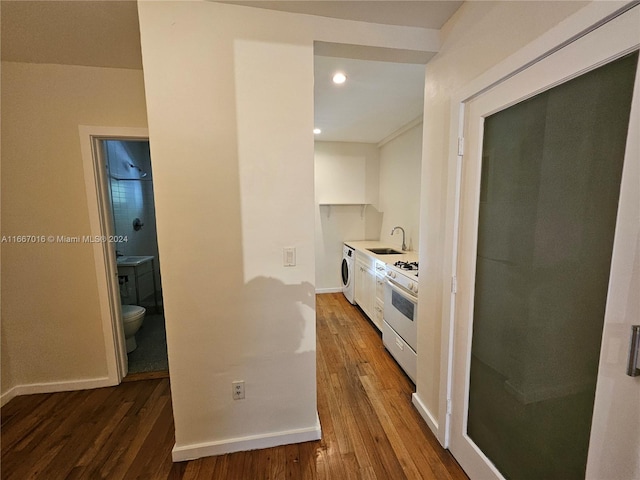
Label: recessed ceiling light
xmin=332 ymin=72 xmax=347 ymax=84
xmin=313 ymin=128 xmax=322 ymax=135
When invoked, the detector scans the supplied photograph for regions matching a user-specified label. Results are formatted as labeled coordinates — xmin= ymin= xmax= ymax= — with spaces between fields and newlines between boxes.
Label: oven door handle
xmin=385 ymin=277 xmax=418 ymax=303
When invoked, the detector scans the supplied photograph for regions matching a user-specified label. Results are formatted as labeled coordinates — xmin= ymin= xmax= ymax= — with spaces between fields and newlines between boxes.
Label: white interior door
xmin=450 ymin=6 xmax=640 ymax=480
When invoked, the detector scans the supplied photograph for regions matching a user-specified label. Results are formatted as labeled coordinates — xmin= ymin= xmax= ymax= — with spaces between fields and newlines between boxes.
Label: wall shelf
xmin=319 ymin=203 xmax=368 ymax=219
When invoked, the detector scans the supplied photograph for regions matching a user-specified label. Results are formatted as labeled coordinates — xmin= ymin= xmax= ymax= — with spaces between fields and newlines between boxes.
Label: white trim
xmin=455 ymin=1 xmax=639 ymax=104
xmin=1 ymin=377 xmax=115 ymax=407
xmin=377 ymin=115 xmax=423 ymax=148
xmin=1 ymin=388 xmax=18 ymax=407
xmin=171 ymin=415 xmax=322 ymax=462
xmin=315 ymin=287 xmax=343 ymax=294
xmin=586 ymin=47 xmax=640 ymax=480
xmin=411 ymin=392 xmax=439 ymax=437
xmin=438 ymin=103 xmax=466 ymax=448
xmin=79 ymin=125 xmax=150 ymax=385
xmin=438 ymin=0 xmax=640 ymax=450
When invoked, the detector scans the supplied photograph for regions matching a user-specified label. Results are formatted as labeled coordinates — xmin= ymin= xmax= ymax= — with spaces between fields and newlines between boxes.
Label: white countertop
xmin=344 ymin=240 xmax=419 ymax=265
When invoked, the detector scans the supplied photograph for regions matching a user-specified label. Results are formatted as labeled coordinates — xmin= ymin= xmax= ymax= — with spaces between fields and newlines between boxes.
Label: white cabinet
xmin=374 ymin=299 xmax=384 ymax=331
xmin=117 ymin=261 xmax=155 ymax=306
xmin=373 ymin=260 xmax=386 ymax=331
xmin=355 ymin=252 xmax=376 ymax=321
xmin=355 ymin=253 xmax=386 ymax=331
xmin=116 ymin=256 xmax=159 ymax=310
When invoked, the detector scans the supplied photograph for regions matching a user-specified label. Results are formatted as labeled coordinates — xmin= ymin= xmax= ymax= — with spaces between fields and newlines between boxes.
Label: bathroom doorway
xmin=102 ymin=140 xmax=168 ymax=377
xmin=80 ymin=126 xmax=166 ymax=382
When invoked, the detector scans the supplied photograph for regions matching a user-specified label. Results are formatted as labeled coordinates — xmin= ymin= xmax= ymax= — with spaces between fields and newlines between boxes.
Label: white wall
xmin=314 ymin=141 xmax=380 ymax=291
xmin=314 ymin=122 xmax=423 ymax=292
xmin=136 ymin=1 xmax=438 ymax=458
xmin=415 ymin=0 xmax=589 ymax=440
xmin=378 ymin=122 xmax=423 ymax=252
xmin=1 ymin=61 xmax=148 ymax=403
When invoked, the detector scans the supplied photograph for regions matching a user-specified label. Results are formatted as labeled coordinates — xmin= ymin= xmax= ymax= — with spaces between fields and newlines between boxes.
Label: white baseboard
xmin=1 ymin=387 xmax=18 ymax=407
xmin=412 ymin=392 xmax=439 ymax=437
xmin=1 ymin=376 xmax=116 ymax=407
xmin=315 ymin=287 xmax=343 ymax=294
xmin=172 ymin=414 xmax=322 ymax=462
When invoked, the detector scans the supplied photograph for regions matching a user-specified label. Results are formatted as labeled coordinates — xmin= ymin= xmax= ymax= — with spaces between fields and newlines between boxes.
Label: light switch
xmin=283 ymin=247 xmax=296 ymax=267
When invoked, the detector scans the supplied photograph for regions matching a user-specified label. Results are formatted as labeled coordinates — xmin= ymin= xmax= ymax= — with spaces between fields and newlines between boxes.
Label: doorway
xmin=80 ymin=126 xmax=168 ymax=382
xmin=449 ymin=5 xmax=639 ymax=480
xmin=312 ymin=50 xmax=425 ymax=293
xmin=102 ymin=140 xmax=167 ymax=376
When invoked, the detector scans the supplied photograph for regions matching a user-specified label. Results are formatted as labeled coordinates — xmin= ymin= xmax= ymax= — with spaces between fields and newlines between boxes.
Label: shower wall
xmin=105 ymin=140 xmax=162 ymax=303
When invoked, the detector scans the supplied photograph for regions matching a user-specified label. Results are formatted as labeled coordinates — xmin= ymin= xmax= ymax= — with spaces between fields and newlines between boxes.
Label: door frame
xmin=79 ymin=125 xmax=150 ymax=384
xmin=437 ymin=0 xmax=640 ymax=449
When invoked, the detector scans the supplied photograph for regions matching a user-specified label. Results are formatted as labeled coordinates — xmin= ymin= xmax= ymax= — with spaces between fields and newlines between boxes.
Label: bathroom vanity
xmin=116 ymin=256 xmax=159 ymax=311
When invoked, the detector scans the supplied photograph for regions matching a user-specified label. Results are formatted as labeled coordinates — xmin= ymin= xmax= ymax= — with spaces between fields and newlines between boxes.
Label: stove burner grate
xmin=394 ymin=261 xmax=419 ymax=271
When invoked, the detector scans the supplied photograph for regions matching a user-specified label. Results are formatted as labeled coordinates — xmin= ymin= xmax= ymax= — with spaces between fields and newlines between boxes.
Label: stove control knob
xmin=409 ymin=283 xmax=415 ymax=292
xmin=388 ymin=271 xmax=396 ymax=279
xmin=413 ymin=283 xmax=418 ymax=294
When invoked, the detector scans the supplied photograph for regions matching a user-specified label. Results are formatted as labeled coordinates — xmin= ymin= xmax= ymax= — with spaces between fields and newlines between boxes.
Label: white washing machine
xmin=342 ymin=244 xmax=355 ymax=304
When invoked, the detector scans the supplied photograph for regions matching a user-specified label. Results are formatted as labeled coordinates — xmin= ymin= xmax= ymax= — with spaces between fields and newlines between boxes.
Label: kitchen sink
xmin=367 ymin=248 xmax=403 ymax=255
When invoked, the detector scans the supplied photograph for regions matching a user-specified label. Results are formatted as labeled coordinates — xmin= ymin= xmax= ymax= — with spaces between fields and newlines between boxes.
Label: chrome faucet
xmin=391 ymin=226 xmax=407 ymax=251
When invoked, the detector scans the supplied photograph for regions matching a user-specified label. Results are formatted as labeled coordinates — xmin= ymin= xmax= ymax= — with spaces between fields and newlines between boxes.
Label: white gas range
xmin=382 ymin=261 xmax=419 ymax=383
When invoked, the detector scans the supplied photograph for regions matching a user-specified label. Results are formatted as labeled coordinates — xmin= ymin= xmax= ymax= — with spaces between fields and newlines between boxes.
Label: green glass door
xmin=466 ymin=51 xmax=638 ymax=479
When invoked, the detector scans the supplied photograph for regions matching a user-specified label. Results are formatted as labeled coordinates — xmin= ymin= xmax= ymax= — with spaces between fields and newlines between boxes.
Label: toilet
xmin=121 ymin=305 xmax=146 ymax=353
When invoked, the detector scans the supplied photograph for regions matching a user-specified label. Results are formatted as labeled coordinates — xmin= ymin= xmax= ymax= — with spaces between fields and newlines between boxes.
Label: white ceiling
xmin=220 ymin=1 xmax=463 ymax=29
xmin=1 ymin=0 xmax=463 ymax=143
xmin=314 ymin=55 xmax=426 ymax=143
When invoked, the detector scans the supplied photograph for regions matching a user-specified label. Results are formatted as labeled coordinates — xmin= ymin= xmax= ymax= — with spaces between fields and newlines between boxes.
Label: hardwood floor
xmin=1 ymin=293 xmax=468 ymax=479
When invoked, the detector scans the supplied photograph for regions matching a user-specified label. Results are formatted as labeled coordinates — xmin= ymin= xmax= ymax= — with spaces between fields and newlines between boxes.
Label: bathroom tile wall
xmin=110 ymin=178 xmax=158 ymax=259
xmin=106 ymin=141 xmax=162 ymax=304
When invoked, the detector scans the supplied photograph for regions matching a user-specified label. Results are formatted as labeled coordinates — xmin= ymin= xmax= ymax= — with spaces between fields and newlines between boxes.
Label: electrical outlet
xmin=232 ymin=381 xmax=245 ymax=400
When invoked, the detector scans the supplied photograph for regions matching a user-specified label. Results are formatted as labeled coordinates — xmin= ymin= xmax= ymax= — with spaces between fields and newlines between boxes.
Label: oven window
xmin=391 ymin=291 xmax=414 ymax=321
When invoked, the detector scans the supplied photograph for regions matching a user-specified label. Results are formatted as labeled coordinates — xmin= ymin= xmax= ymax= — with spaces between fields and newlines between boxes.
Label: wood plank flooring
xmin=1 ymin=293 xmax=468 ymax=479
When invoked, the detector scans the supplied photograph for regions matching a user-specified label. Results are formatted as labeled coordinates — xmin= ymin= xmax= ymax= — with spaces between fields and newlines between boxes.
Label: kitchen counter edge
xmin=344 ymin=240 xmax=419 ymax=265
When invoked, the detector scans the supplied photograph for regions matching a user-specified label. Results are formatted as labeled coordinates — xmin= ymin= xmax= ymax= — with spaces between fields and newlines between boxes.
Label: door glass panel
xmin=467 ymin=51 xmax=638 ymax=480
